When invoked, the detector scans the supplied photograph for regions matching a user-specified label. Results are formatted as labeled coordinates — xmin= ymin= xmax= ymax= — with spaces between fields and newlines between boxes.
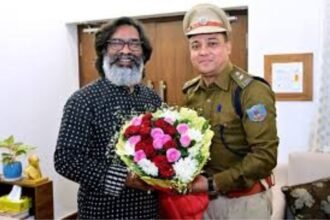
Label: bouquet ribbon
xmin=158 ymin=192 xmax=209 ymax=220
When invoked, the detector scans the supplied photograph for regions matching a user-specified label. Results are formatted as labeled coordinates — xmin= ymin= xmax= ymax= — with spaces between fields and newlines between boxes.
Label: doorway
xmin=78 ymin=9 xmax=247 ymax=106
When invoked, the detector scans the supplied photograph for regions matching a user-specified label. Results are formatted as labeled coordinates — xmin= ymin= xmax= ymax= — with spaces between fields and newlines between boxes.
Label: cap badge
xmin=197 ymin=16 xmax=209 ymax=25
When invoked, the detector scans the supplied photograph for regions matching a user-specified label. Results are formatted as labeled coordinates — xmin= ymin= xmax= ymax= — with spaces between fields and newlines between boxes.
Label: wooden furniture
xmin=0 ymin=178 xmax=54 ymax=219
xmin=62 ymin=211 xmax=77 ymax=219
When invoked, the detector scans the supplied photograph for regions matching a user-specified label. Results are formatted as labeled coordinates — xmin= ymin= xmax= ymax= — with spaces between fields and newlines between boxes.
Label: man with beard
xmin=54 ymin=17 xmax=162 ymax=219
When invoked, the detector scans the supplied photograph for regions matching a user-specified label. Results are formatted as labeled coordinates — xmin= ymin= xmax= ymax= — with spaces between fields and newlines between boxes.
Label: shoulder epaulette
xmin=230 ymin=67 xmax=253 ymax=89
xmin=182 ymin=76 xmax=201 ymax=94
xmin=231 ymin=67 xmax=270 ymax=119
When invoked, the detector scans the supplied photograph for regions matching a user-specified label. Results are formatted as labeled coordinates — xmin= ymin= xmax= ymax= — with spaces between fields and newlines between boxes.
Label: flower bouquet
xmin=115 ymin=106 xmax=214 ymax=219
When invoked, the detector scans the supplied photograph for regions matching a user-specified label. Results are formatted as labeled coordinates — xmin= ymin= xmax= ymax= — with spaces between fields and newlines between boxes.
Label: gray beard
xmin=103 ymin=54 xmax=144 ymax=87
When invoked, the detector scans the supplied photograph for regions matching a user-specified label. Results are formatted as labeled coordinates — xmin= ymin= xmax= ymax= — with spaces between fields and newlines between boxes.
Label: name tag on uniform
xmin=216 ymin=103 xmax=222 ymax=112
xmin=246 ymin=104 xmax=267 ymax=122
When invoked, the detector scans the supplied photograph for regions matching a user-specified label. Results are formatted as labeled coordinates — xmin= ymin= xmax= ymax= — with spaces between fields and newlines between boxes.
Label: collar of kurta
xmin=103 ymin=77 xmax=141 ymax=95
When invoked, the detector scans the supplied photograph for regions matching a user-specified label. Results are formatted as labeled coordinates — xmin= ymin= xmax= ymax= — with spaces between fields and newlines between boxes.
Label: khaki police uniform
xmin=183 ymin=62 xmax=278 ymax=194
xmin=182 ymin=3 xmax=279 ymax=219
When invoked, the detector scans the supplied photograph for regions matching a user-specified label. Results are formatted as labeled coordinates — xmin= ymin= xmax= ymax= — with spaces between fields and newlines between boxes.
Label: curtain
xmin=310 ymin=0 xmax=330 ymax=152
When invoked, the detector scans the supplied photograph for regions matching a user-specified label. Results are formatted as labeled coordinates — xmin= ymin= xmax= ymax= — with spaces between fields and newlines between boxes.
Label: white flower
xmin=179 ymin=107 xmax=198 ymax=119
xmin=137 ymin=158 xmax=158 ymax=176
xmin=188 ymin=129 xmax=203 ymax=142
xmin=173 ymin=157 xmax=198 ymax=183
xmin=161 ymin=109 xmax=180 ymax=124
xmin=188 ymin=143 xmax=202 ymax=157
xmin=123 ymin=142 xmax=135 ymax=156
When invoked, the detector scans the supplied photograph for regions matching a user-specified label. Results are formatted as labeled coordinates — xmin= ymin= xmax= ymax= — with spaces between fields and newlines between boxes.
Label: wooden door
xmin=78 ymin=10 xmax=247 ymax=106
xmin=142 ymin=16 xmax=196 ymax=106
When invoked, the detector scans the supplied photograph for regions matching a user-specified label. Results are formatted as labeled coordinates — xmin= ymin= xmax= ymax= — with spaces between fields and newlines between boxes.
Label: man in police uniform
xmin=182 ymin=3 xmax=279 ymax=219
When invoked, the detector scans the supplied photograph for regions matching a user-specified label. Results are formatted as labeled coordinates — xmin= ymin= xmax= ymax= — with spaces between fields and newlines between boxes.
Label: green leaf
xmin=2 ymin=152 xmax=13 ymax=157
xmin=0 ymin=135 xmax=35 ymax=164
xmin=15 ymin=149 xmax=28 ymax=156
xmin=1 ymin=153 xmax=15 ymax=164
xmin=5 ymin=135 xmax=15 ymax=145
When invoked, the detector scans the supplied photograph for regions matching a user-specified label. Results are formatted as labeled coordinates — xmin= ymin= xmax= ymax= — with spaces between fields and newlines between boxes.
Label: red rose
xmin=163 ymin=139 xmax=177 ymax=150
xmin=135 ymin=141 xmax=144 ymax=152
xmin=141 ymin=120 xmax=151 ymax=127
xmin=139 ymin=124 xmax=151 ymax=137
xmin=124 ymin=125 xmax=140 ymax=138
xmin=152 ymin=155 xmax=174 ymax=179
xmin=154 ymin=119 xmax=176 ymax=136
xmin=142 ymin=113 xmax=152 ymax=122
xmin=160 ymin=166 xmax=175 ymax=179
xmin=154 ymin=118 xmax=168 ymax=129
xmin=163 ymin=125 xmax=177 ymax=136
xmin=135 ymin=139 xmax=156 ymax=158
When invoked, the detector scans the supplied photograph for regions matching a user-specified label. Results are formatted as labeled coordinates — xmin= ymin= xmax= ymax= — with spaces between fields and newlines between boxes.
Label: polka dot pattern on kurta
xmin=54 ymin=78 xmax=162 ymax=219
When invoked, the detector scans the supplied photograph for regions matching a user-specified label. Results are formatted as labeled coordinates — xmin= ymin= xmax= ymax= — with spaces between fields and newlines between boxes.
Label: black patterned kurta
xmin=54 ymin=78 xmax=162 ymax=219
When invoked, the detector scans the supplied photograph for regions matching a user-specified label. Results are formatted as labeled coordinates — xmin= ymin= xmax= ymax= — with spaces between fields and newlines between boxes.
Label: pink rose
xmin=134 ymin=150 xmax=146 ymax=162
xmin=166 ymin=148 xmax=181 ymax=163
xmin=161 ymin=134 xmax=172 ymax=144
xmin=177 ymin=123 xmax=189 ymax=134
xmin=131 ymin=116 xmax=142 ymax=126
xmin=151 ymin=128 xmax=164 ymax=139
xmin=180 ymin=134 xmax=191 ymax=147
xmin=153 ymin=137 xmax=164 ymax=149
xmin=128 ymin=135 xmax=141 ymax=146
xmin=164 ymin=117 xmax=175 ymax=125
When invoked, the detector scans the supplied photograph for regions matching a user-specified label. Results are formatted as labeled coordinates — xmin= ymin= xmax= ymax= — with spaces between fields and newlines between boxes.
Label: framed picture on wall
xmin=264 ymin=53 xmax=313 ymax=101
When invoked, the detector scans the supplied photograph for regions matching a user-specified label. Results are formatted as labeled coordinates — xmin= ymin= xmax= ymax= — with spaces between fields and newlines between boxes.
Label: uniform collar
xmin=213 ymin=62 xmax=233 ymax=91
xmin=198 ymin=62 xmax=233 ymax=91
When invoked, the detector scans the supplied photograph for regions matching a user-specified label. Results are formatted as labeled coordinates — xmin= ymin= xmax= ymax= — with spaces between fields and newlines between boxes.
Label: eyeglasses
xmin=107 ymin=39 xmax=143 ymax=52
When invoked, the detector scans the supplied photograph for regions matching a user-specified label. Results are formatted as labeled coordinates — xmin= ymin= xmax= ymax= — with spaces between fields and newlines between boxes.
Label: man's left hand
xmin=189 ymin=175 xmax=208 ymax=193
xmin=125 ymin=172 xmax=153 ymax=192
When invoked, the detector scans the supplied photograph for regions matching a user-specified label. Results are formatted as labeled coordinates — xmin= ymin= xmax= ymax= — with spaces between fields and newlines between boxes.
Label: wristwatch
xmin=207 ymin=177 xmax=217 ymax=195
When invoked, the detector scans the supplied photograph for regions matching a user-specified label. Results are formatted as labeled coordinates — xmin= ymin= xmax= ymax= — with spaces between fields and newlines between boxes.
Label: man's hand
xmin=189 ymin=175 xmax=208 ymax=193
xmin=125 ymin=172 xmax=153 ymax=192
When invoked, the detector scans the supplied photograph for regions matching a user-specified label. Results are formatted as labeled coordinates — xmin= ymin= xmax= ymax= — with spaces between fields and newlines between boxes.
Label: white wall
xmin=0 ymin=0 xmax=324 ymax=218
xmin=0 ymin=0 xmax=80 ymax=218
